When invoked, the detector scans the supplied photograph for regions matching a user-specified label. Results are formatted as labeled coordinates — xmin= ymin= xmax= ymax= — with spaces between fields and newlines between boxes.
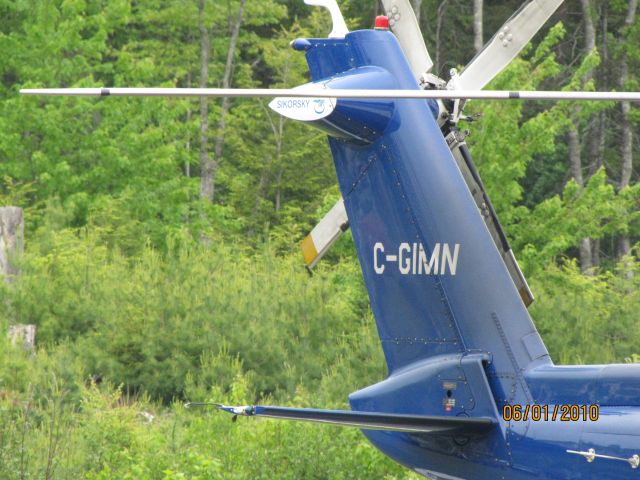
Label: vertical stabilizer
xmin=291 ymin=30 xmax=551 ymax=413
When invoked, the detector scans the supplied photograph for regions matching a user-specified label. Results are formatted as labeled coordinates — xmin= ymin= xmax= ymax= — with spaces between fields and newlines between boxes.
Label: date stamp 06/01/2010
xmin=502 ymin=404 xmax=600 ymax=422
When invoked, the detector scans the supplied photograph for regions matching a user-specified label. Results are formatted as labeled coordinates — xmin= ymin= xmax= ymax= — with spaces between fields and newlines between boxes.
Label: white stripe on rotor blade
xmin=19 ymin=88 xmax=640 ymax=102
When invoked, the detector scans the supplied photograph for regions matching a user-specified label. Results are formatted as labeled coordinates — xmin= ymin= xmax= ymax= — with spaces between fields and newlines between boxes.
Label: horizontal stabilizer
xmin=216 ymin=404 xmax=495 ymax=435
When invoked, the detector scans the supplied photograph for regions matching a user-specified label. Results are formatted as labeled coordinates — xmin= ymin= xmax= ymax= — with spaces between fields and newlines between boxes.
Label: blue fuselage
xmin=296 ymin=28 xmax=640 ymax=479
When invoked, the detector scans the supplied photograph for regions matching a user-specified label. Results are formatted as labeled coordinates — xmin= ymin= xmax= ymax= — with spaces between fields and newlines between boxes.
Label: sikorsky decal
xmin=268 ymin=85 xmax=336 ymax=121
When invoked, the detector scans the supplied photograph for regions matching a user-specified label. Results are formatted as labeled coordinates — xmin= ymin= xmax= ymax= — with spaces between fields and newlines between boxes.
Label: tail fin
xmin=295 ymin=30 xmax=551 ymax=411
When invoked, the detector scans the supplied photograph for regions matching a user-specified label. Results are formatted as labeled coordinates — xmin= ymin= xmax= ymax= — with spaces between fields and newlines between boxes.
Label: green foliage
xmin=1 ymin=1 xmax=640 ymax=478
xmin=530 ymin=255 xmax=640 ymax=364
xmin=0 ymin=337 xmax=411 ymax=480
xmin=467 ymin=23 xmax=611 ymax=226
xmin=0 ymin=223 xmax=377 ymax=401
xmin=514 ymin=169 xmax=640 ymax=274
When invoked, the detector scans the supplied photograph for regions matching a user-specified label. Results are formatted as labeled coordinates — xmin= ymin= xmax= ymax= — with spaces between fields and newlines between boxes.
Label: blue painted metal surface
xmin=288 ymin=28 xmax=640 ymax=479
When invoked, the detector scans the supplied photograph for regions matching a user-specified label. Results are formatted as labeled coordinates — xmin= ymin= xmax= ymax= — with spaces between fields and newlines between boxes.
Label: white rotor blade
xmin=304 ymin=0 xmax=348 ymax=38
xmin=380 ymin=0 xmax=433 ymax=78
xmin=20 ymin=88 xmax=640 ymax=102
xmin=458 ymin=0 xmax=564 ymax=91
xmin=301 ymin=198 xmax=348 ymax=270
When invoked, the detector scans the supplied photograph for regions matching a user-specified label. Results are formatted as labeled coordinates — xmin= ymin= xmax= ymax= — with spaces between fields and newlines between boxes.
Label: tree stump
xmin=0 ymin=207 xmax=32 ymax=349
xmin=0 ymin=206 xmax=24 ymax=282
xmin=8 ymin=324 xmax=36 ymax=351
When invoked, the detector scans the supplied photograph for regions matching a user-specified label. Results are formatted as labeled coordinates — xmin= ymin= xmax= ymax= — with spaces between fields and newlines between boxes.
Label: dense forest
xmin=0 ymin=0 xmax=639 ymax=478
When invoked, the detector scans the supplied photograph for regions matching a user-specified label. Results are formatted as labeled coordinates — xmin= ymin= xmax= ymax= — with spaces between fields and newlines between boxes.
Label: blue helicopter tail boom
xmin=295 ymin=30 xmax=550 ymax=413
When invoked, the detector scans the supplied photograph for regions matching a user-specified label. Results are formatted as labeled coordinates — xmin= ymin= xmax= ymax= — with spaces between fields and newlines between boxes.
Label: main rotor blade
xmin=458 ymin=0 xmax=564 ymax=91
xmin=20 ymin=87 xmax=640 ymax=102
xmin=380 ymin=0 xmax=433 ymax=78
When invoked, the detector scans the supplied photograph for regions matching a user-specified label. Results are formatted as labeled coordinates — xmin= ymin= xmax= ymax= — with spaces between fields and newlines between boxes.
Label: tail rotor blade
xmin=457 ymin=0 xmax=564 ymax=91
xmin=301 ymin=198 xmax=349 ymax=271
xmin=380 ymin=0 xmax=433 ymax=79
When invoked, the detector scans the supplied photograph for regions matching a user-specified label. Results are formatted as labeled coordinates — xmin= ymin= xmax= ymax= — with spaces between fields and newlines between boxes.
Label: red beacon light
xmin=374 ymin=15 xmax=390 ymax=30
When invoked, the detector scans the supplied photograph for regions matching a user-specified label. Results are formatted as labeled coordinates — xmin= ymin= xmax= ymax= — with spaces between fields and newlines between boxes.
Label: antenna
xmin=304 ymin=0 xmax=349 ymax=38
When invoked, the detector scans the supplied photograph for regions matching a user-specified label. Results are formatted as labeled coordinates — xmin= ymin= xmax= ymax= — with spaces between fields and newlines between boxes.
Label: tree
xmin=617 ymin=0 xmax=638 ymax=265
xmin=473 ymin=0 xmax=483 ymax=53
xmin=199 ymin=0 xmax=247 ymax=203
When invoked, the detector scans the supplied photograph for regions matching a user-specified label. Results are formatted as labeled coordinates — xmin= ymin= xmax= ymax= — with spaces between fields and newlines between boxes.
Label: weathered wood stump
xmin=8 ymin=324 xmax=36 ymax=351
xmin=0 ymin=206 xmax=23 ymax=282
xmin=0 ymin=207 xmax=33 ymax=349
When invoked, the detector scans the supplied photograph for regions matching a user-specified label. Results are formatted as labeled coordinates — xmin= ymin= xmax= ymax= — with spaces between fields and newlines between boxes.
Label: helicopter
xmin=21 ymin=0 xmax=640 ymax=479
